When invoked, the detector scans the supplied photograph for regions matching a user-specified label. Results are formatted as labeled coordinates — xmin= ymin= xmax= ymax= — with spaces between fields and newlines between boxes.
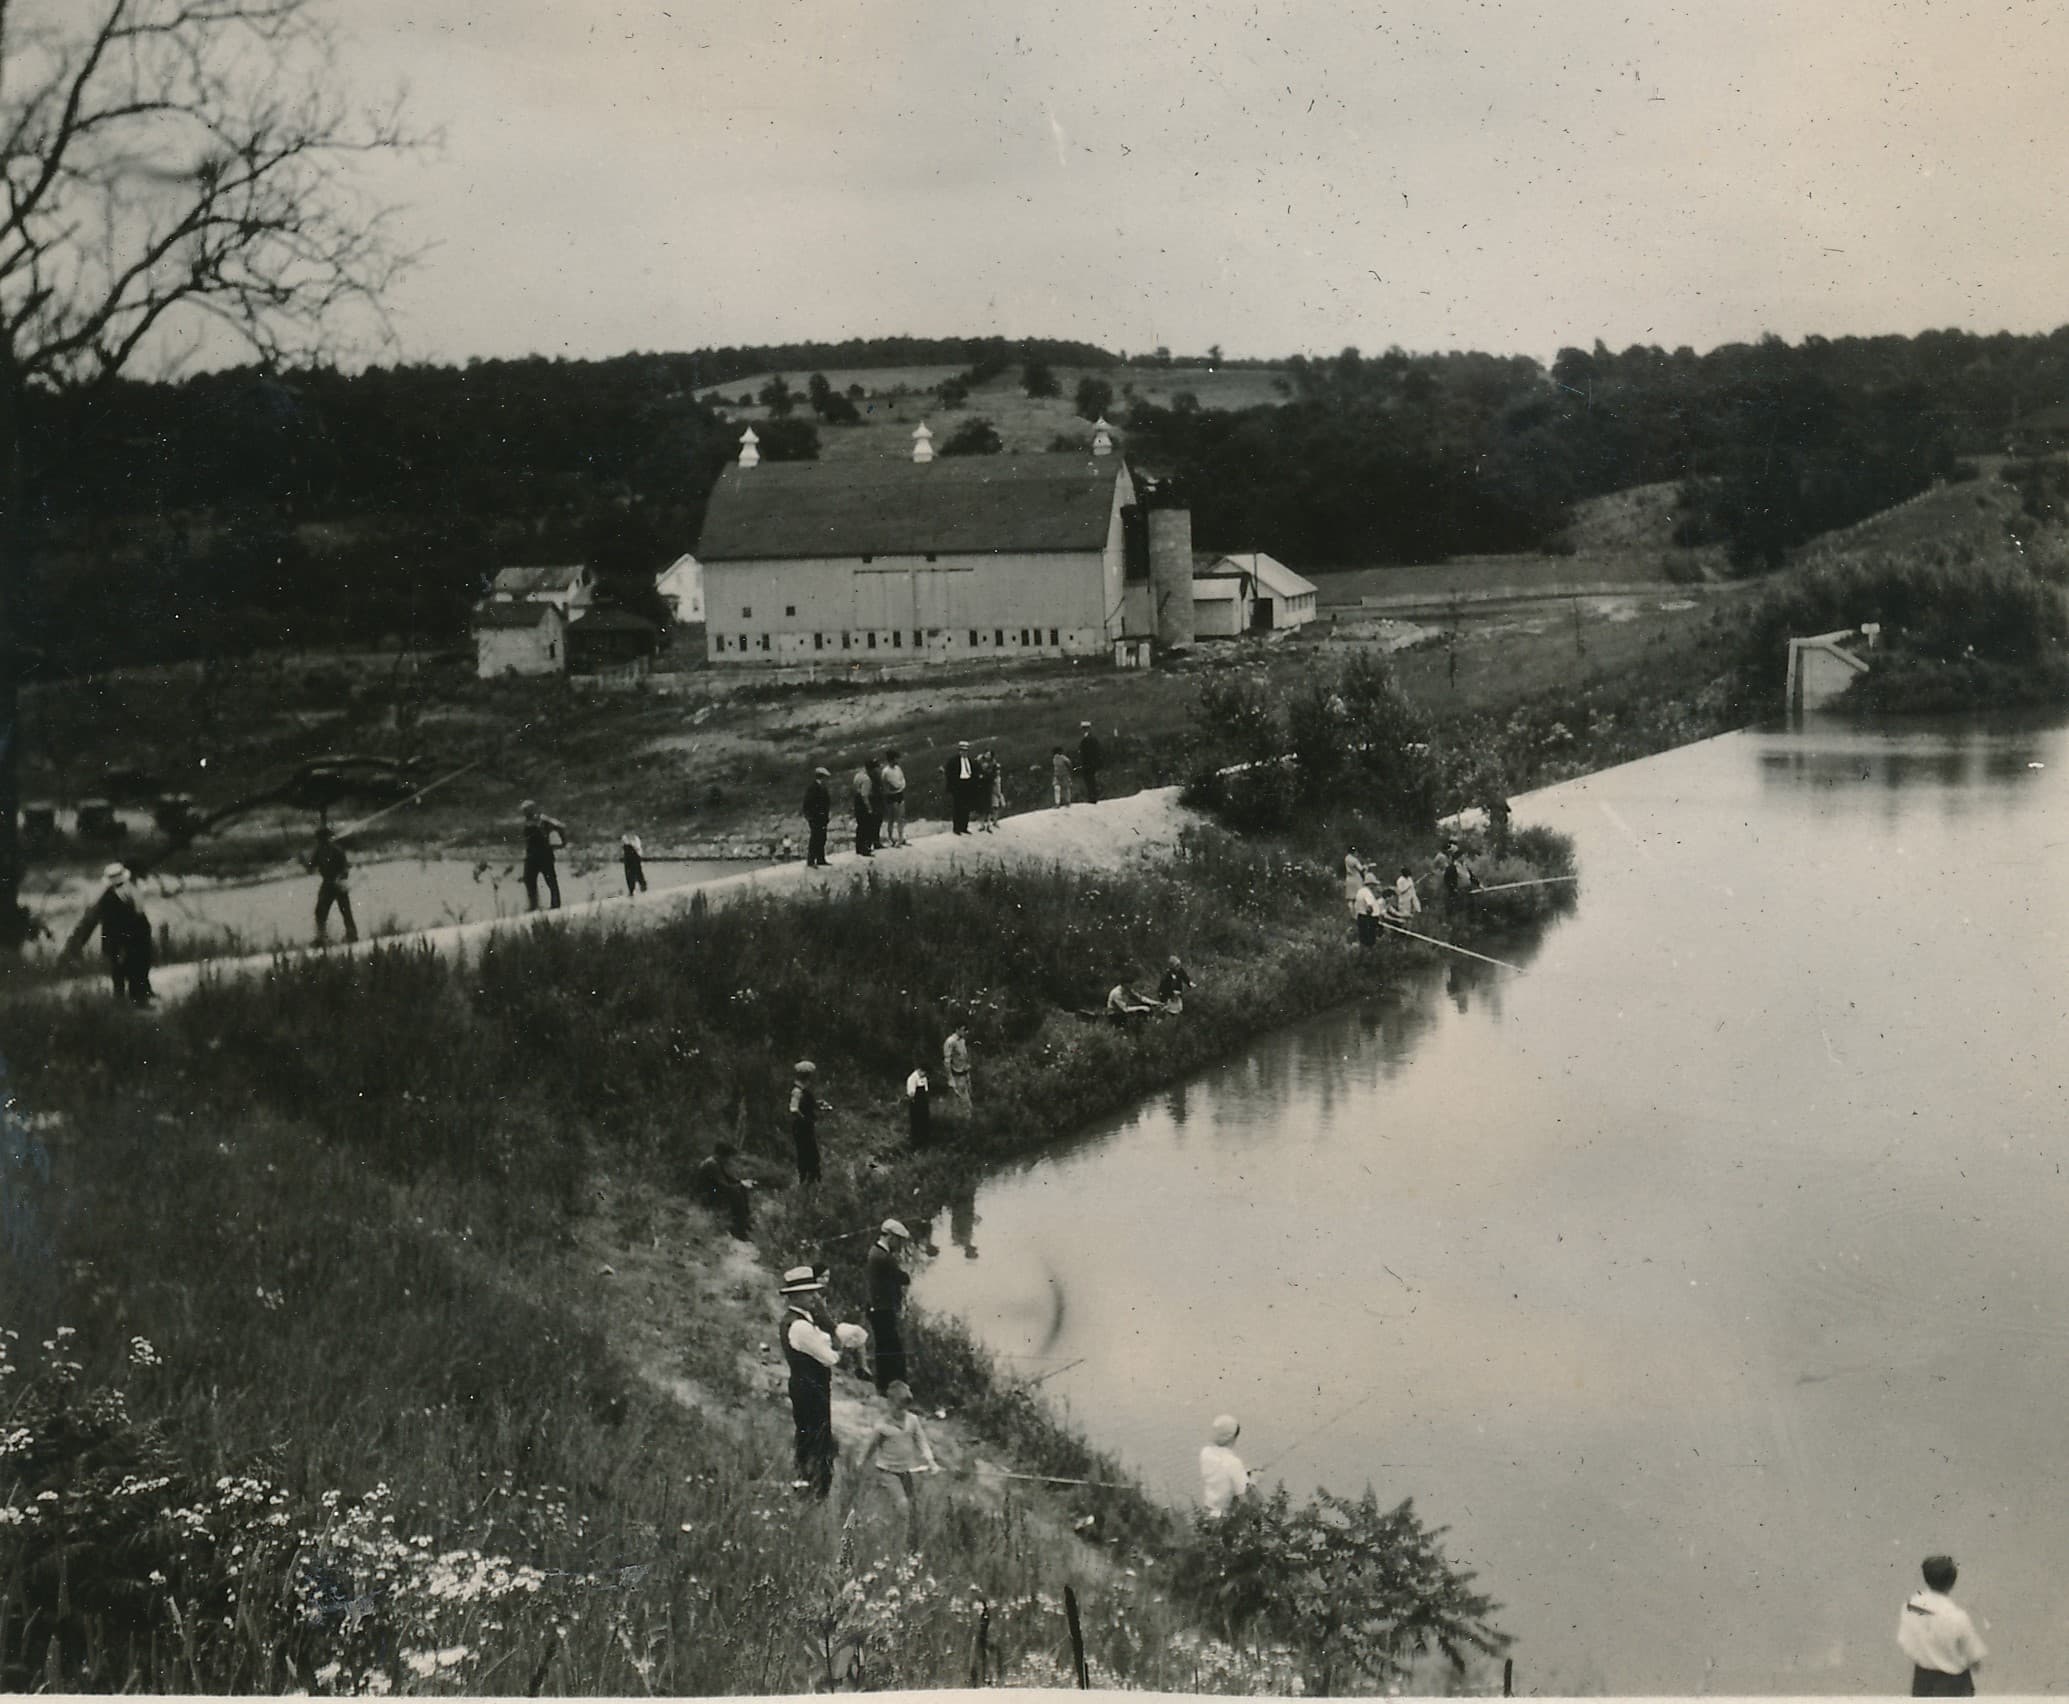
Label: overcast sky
xmin=334 ymin=0 xmax=2069 ymax=366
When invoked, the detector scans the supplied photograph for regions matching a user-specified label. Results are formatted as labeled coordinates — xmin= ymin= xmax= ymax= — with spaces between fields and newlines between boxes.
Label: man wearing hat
xmin=789 ymin=1061 xmax=822 ymax=1185
xmin=1199 ymin=1414 xmax=1251 ymax=1519
xmin=62 ymin=863 xmax=155 ymax=1004
xmin=520 ymin=799 xmax=566 ymax=912
xmin=802 ymin=765 xmax=832 ymax=867
xmin=944 ymin=740 xmax=976 ymax=835
xmin=866 ymin=1220 xmax=915 ymax=1394
xmin=778 ymin=1265 xmax=844 ymax=1499
xmin=1077 ymin=721 xmax=1105 ymax=805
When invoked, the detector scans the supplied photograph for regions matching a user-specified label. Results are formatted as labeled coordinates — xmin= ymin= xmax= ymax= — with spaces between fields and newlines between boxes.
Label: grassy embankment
xmin=0 ymin=794 xmax=1574 ymax=1693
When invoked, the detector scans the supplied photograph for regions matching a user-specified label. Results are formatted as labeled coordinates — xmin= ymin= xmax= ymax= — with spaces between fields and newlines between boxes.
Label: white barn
xmin=695 ymin=430 xmax=1194 ymax=665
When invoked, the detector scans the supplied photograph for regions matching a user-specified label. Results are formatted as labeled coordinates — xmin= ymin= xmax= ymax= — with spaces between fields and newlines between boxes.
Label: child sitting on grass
xmin=857 ymin=1380 xmax=939 ymax=1551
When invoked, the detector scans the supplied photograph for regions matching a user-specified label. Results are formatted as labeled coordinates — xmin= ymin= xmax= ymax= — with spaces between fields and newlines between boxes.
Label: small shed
xmin=474 ymin=600 xmax=568 ymax=678
xmin=1191 ymin=560 xmax=1256 ymax=638
xmin=1245 ymin=553 xmax=1319 ymax=630
xmin=655 ymin=553 xmax=705 ymax=624
xmin=568 ymin=605 xmax=661 ymax=675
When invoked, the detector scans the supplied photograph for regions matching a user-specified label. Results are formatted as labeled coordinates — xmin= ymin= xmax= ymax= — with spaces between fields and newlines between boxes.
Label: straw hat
xmin=779 ymin=1265 xmax=825 ymax=1294
xmin=102 ymin=862 xmax=128 ymax=888
xmin=881 ymin=1219 xmax=911 ymax=1240
xmin=1210 ymin=1414 xmax=1241 ymax=1446
xmin=794 ymin=1060 xmax=816 ymax=1076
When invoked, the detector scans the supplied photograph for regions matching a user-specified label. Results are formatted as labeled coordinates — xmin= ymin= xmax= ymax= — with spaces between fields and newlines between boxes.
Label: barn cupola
xmin=738 ymin=425 xmax=760 ymax=469
xmin=1091 ymin=417 xmax=1114 ymax=456
xmin=911 ymin=421 xmax=935 ymax=464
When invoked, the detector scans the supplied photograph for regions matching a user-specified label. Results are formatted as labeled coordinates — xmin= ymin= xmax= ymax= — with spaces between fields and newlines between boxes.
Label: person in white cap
xmin=1199 ymin=1414 xmax=1251 ymax=1519
xmin=777 ymin=1265 xmax=844 ymax=1500
xmin=866 ymin=1220 xmax=915 ymax=1393
xmin=62 ymin=863 xmax=154 ymax=1004
xmin=1077 ymin=721 xmax=1105 ymax=804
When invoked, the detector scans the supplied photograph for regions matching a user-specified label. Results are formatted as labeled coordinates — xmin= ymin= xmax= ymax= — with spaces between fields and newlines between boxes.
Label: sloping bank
xmin=0 ymin=799 xmax=1574 ymax=1693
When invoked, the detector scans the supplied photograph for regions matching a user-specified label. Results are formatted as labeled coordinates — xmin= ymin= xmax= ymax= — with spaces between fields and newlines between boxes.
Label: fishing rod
xmin=1472 ymin=875 xmax=1579 ymax=895
xmin=1252 ymin=1371 xmax=1409 ymax=1478
xmin=329 ymin=760 xmax=483 ymax=842
xmin=1022 ymin=1356 xmax=1085 ymax=1389
xmin=1375 ymin=917 xmax=1525 ymax=973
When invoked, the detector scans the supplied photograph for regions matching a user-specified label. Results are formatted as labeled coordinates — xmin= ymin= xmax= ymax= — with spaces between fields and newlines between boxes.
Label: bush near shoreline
xmin=0 ymin=788 xmax=1573 ymax=1692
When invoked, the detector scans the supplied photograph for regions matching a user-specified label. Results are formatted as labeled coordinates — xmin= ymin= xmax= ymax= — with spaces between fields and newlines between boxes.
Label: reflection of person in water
xmin=948 ymin=1187 xmax=980 ymax=1260
xmin=1448 ymin=962 xmax=1469 ymax=1015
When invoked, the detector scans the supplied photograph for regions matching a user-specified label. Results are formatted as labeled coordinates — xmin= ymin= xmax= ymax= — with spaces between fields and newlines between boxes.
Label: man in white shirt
xmin=1898 ymin=1554 xmax=1987 ymax=1696
xmin=1354 ymin=882 xmax=1383 ymax=948
xmin=1199 ymin=1414 xmax=1251 ymax=1519
xmin=778 ymin=1265 xmax=844 ymax=1500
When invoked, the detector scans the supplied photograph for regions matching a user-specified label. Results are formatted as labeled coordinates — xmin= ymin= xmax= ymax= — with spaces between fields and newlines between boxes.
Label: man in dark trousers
xmin=306 ymin=825 xmax=358 ymax=944
xmin=62 ymin=862 xmax=154 ymax=1004
xmin=803 ymin=766 xmax=832 ymax=867
xmin=520 ymin=799 xmax=566 ymax=911
xmin=849 ymin=761 xmax=875 ymax=858
xmin=1078 ymin=721 xmax=1105 ymax=804
xmin=866 ymin=1220 xmax=914 ymax=1394
xmin=777 ymin=1265 xmax=843 ymax=1499
xmin=789 ymin=1061 xmax=822 ymax=1184
xmin=692 ymin=1142 xmax=754 ymax=1241
xmin=944 ymin=740 xmax=976 ymax=834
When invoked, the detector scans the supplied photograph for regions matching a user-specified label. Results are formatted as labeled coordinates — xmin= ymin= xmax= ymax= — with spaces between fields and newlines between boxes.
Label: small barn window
xmin=994 ymin=628 xmax=1004 ymax=647
xmin=1049 ymin=627 xmax=1059 ymax=645
xmin=867 ymin=632 xmax=877 ymax=649
xmin=968 ymin=629 xmax=978 ymax=646
xmin=786 ymin=604 xmax=797 ymax=617
xmin=861 ymin=555 xmax=874 ymax=565
xmin=925 ymin=553 xmax=937 ymax=563
xmin=813 ymin=633 xmax=824 ymax=651
xmin=913 ymin=630 xmax=923 ymax=647
xmin=841 ymin=633 xmax=851 ymax=650
xmin=892 ymin=631 xmax=903 ymax=648
xmin=742 ymin=605 xmax=752 ymax=618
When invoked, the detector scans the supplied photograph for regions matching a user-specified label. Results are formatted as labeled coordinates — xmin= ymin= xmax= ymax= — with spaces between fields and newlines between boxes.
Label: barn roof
xmin=492 ymin=565 xmax=587 ymax=598
xmin=1203 ymin=551 xmax=1316 ymax=599
xmin=696 ymin=455 xmax=1128 ymax=560
xmin=474 ymin=600 xmax=565 ymax=630
xmin=571 ymin=606 xmax=660 ymax=634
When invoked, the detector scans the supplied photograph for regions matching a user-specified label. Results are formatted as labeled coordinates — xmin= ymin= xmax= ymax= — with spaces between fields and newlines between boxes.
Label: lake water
xmin=912 ymin=712 xmax=2069 ymax=1694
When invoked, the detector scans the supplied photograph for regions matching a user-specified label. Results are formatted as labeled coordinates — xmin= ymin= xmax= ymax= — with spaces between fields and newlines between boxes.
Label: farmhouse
xmin=473 ymin=600 xmax=567 ymax=678
xmin=655 ymin=553 xmax=705 ymax=624
xmin=695 ymin=426 xmax=1194 ymax=666
xmin=490 ymin=564 xmax=593 ymax=613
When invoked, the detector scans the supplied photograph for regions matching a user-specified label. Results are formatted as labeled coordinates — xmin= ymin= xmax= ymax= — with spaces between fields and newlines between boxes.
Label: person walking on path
xmin=620 ymin=832 xmax=647 ymax=897
xmin=980 ymin=747 xmax=1005 ymax=831
xmin=881 ymin=749 xmax=908 ymax=847
xmin=789 ymin=1061 xmax=823 ymax=1185
xmin=904 ymin=1063 xmax=932 ymax=1149
xmin=520 ymin=800 xmax=566 ymax=911
xmin=1899 ymin=1555 xmax=1987 ymax=1696
xmin=942 ymin=1022 xmax=972 ymax=1115
xmin=850 ymin=762 xmax=876 ymax=858
xmin=866 ymin=1219 xmax=914 ymax=1394
xmin=1078 ymin=721 xmax=1105 ymax=804
xmin=692 ymin=1141 xmax=754 ymax=1241
xmin=778 ymin=1265 xmax=844 ymax=1500
xmin=1051 ymin=745 xmax=1074 ymax=808
xmin=945 ymin=741 xmax=976 ymax=835
xmin=1199 ymin=1414 xmax=1251 ymax=1519
xmin=306 ymin=825 xmax=358 ymax=945
xmin=62 ymin=863 xmax=155 ymax=1004
xmin=803 ymin=766 xmax=832 ymax=867
xmin=1487 ymin=793 xmax=1513 ymax=856
xmin=857 ymin=1379 xmax=939 ymax=1551
xmin=866 ymin=756 xmax=887 ymax=853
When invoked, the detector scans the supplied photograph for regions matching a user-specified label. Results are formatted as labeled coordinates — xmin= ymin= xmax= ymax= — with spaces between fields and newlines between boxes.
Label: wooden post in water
xmin=1504 ymin=1656 xmax=1514 ymax=1697
xmin=968 ymin=1597 xmax=991 ymax=1687
xmin=1064 ymin=1585 xmax=1090 ymax=1689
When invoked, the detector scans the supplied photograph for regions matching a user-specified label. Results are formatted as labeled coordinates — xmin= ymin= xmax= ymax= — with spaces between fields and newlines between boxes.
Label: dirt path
xmin=36 ymin=788 xmax=1208 ymax=1007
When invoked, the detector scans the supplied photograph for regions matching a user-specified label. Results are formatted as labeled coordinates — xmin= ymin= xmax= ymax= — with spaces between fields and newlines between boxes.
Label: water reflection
xmin=915 ymin=712 xmax=2069 ymax=1694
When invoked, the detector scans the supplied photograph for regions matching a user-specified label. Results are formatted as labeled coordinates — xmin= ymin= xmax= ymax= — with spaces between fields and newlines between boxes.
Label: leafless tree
xmin=0 ymin=0 xmax=418 ymax=947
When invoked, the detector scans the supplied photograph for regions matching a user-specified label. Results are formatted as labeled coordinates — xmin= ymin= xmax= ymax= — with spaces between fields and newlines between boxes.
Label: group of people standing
xmin=1343 ymin=837 xmax=1482 ymax=948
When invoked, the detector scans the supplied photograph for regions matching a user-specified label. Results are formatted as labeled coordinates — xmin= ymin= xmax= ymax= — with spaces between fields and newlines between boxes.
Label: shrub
xmin=939 ymin=418 xmax=1002 ymax=457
